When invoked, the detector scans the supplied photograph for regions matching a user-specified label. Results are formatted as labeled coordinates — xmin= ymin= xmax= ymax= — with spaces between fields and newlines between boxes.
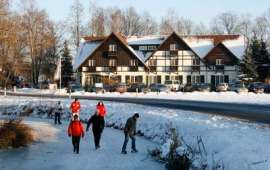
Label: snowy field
xmin=0 ymin=96 xmax=270 ymax=169
xmin=9 ymin=88 xmax=270 ymax=105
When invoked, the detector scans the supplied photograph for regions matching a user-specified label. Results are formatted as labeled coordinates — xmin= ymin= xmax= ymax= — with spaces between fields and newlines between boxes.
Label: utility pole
xmin=59 ymin=55 xmax=62 ymax=93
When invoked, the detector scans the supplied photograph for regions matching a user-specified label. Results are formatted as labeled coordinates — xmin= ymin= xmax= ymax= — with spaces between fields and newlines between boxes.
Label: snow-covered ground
xmin=0 ymin=96 xmax=270 ymax=169
xmin=0 ymin=118 xmax=162 ymax=170
xmin=10 ymin=88 xmax=270 ymax=105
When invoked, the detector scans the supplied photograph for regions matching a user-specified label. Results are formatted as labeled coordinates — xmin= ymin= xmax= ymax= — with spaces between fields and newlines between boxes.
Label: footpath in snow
xmin=0 ymin=118 xmax=163 ymax=170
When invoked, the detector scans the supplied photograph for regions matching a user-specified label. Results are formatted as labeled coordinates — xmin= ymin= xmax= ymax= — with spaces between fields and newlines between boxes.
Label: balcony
xmin=108 ymin=66 xmax=117 ymax=72
xmin=170 ymin=66 xmax=178 ymax=72
xmin=191 ymin=65 xmax=200 ymax=72
xmin=130 ymin=66 xmax=138 ymax=72
xmin=215 ymin=65 xmax=224 ymax=72
xmin=108 ymin=51 xmax=117 ymax=57
xmin=149 ymin=66 xmax=157 ymax=72
xmin=169 ymin=51 xmax=178 ymax=57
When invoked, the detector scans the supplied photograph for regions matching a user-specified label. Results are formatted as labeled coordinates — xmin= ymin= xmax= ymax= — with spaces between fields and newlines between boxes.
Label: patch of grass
xmin=0 ymin=119 xmax=34 ymax=149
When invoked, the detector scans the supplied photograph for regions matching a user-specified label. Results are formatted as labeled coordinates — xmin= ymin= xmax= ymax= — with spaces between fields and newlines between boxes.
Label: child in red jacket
xmin=68 ymin=115 xmax=84 ymax=154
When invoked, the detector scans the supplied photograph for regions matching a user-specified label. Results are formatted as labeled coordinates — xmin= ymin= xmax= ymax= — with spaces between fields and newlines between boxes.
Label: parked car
xmin=183 ymin=84 xmax=194 ymax=92
xmin=216 ymin=83 xmax=229 ymax=92
xmin=113 ymin=83 xmax=127 ymax=93
xmin=67 ymin=84 xmax=84 ymax=93
xmin=264 ymin=84 xmax=270 ymax=93
xmin=230 ymin=83 xmax=248 ymax=93
xmin=196 ymin=83 xmax=211 ymax=92
xmin=127 ymin=83 xmax=147 ymax=92
xmin=248 ymin=82 xmax=265 ymax=93
xmin=149 ymin=83 xmax=170 ymax=92
xmin=164 ymin=80 xmax=181 ymax=91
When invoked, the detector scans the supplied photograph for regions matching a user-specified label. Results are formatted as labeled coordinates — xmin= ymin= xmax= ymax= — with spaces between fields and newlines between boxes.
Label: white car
xmin=164 ymin=80 xmax=181 ymax=91
xmin=216 ymin=83 xmax=229 ymax=92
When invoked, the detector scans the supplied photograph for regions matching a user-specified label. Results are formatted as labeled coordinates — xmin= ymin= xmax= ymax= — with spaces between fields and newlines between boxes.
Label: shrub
xmin=0 ymin=119 xmax=34 ymax=149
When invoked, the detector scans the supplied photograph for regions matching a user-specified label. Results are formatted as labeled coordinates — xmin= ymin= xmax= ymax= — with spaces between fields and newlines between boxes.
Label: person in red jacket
xmin=70 ymin=98 xmax=81 ymax=119
xmin=96 ymin=101 xmax=106 ymax=117
xmin=68 ymin=115 xmax=84 ymax=154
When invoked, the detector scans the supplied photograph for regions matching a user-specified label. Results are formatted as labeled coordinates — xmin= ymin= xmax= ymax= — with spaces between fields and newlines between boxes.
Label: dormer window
xmin=216 ymin=59 xmax=224 ymax=65
xmin=170 ymin=43 xmax=177 ymax=51
xmin=109 ymin=44 xmax=117 ymax=52
xmin=139 ymin=46 xmax=148 ymax=51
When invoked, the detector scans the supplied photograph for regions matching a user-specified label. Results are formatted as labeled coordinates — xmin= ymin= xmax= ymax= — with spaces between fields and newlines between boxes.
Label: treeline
xmin=69 ymin=0 xmax=270 ymax=49
xmin=0 ymin=0 xmax=62 ymax=87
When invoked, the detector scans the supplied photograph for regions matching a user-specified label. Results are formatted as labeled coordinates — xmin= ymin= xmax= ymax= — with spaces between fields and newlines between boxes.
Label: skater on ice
xmin=70 ymin=98 xmax=81 ymax=119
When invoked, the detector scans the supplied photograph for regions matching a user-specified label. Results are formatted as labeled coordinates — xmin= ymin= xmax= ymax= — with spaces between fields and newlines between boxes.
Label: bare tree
xmin=210 ymin=12 xmax=240 ymax=34
xmin=140 ymin=12 xmax=158 ymax=35
xmin=20 ymin=0 xmax=56 ymax=86
xmin=89 ymin=5 xmax=106 ymax=36
xmin=69 ymin=0 xmax=84 ymax=51
xmin=193 ymin=22 xmax=209 ymax=35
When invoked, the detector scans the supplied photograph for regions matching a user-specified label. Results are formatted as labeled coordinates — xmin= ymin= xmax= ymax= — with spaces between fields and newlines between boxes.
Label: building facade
xmin=74 ymin=32 xmax=245 ymax=87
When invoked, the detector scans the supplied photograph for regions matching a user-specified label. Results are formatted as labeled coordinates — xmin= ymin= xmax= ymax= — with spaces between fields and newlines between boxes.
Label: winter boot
xmin=121 ymin=150 xmax=127 ymax=154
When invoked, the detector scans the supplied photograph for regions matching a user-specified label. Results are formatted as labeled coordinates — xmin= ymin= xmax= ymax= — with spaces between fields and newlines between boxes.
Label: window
xmin=170 ymin=43 xmax=177 ymax=51
xmin=191 ymin=75 xmax=201 ymax=84
xmin=88 ymin=60 xmax=95 ymax=66
xmin=216 ymin=59 xmax=224 ymax=65
xmin=149 ymin=59 xmax=157 ymax=66
xmin=139 ymin=46 xmax=148 ymax=51
xmin=130 ymin=59 xmax=137 ymax=66
xmin=148 ymin=46 xmax=157 ymax=51
xmin=170 ymin=59 xmax=178 ymax=66
xmin=192 ymin=59 xmax=200 ymax=66
xmin=109 ymin=59 xmax=116 ymax=66
xmin=109 ymin=44 xmax=117 ymax=52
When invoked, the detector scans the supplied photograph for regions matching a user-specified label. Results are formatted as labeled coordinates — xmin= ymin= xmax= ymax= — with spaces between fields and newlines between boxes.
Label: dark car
xmin=127 ymin=83 xmax=147 ymax=92
xmin=264 ymin=84 xmax=270 ymax=93
xmin=67 ymin=84 xmax=84 ymax=93
xmin=196 ymin=83 xmax=211 ymax=92
xmin=183 ymin=84 xmax=194 ymax=92
xmin=112 ymin=83 xmax=127 ymax=93
xmin=248 ymin=82 xmax=265 ymax=93
xmin=149 ymin=83 xmax=170 ymax=92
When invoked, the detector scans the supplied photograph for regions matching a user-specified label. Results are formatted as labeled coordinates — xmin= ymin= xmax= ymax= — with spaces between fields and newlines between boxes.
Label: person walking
xmin=54 ymin=101 xmax=63 ymax=125
xmin=96 ymin=101 xmax=106 ymax=117
xmin=121 ymin=113 xmax=139 ymax=154
xmin=70 ymin=98 xmax=81 ymax=119
xmin=86 ymin=110 xmax=105 ymax=149
xmin=68 ymin=115 xmax=84 ymax=154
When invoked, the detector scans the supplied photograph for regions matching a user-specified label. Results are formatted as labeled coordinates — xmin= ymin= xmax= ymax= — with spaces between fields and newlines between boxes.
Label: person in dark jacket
xmin=68 ymin=115 xmax=85 ymax=154
xmin=86 ymin=110 xmax=105 ymax=149
xmin=54 ymin=101 xmax=63 ymax=125
xmin=121 ymin=113 xmax=139 ymax=154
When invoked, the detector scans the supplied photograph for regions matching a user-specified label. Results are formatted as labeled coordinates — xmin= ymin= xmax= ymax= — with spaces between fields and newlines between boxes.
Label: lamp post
xmin=59 ymin=55 xmax=62 ymax=93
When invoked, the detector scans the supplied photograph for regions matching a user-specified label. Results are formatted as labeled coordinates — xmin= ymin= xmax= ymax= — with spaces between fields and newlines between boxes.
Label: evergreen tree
xmin=61 ymin=41 xmax=73 ymax=87
xmin=242 ymin=46 xmax=258 ymax=81
xmin=257 ymin=40 xmax=270 ymax=81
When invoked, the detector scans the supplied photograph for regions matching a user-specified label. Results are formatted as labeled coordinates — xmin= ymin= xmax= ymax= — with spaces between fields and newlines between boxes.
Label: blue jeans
xmin=122 ymin=133 xmax=136 ymax=152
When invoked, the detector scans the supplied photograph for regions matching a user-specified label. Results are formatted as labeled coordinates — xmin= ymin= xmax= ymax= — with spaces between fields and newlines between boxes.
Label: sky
xmin=12 ymin=0 xmax=270 ymax=24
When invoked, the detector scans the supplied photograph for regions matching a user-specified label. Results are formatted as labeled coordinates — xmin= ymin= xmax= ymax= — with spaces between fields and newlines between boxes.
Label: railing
xmin=130 ymin=66 xmax=138 ymax=72
xmin=191 ymin=65 xmax=200 ymax=72
xmin=170 ymin=66 xmax=178 ymax=72
xmin=215 ymin=65 xmax=224 ymax=72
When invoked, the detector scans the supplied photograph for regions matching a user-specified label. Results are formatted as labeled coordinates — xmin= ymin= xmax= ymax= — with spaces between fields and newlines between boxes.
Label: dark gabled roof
xmin=74 ymin=32 xmax=148 ymax=70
